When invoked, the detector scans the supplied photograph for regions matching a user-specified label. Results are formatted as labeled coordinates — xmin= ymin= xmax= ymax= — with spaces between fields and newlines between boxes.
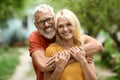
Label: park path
xmin=9 ymin=48 xmax=35 ymax=80
xmin=9 ymin=48 xmax=116 ymax=80
xmin=96 ymin=65 xmax=116 ymax=80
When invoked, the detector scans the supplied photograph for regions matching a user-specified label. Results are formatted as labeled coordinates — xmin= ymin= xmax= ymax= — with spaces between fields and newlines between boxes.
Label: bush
xmin=99 ymin=37 xmax=120 ymax=79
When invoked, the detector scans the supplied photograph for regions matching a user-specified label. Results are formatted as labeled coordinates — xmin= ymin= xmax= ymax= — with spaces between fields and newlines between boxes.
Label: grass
xmin=0 ymin=47 xmax=20 ymax=80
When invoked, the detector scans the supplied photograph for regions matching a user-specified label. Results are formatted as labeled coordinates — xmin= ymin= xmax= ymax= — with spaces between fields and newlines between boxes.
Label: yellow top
xmin=45 ymin=43 xmax=84 ymax=80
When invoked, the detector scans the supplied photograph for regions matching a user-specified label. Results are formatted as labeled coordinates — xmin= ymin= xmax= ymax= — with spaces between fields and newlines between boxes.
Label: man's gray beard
xmin=39 ymin=30 xmax=55 ymax=39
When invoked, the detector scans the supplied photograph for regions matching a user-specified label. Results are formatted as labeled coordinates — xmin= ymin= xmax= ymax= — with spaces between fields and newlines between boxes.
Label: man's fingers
xmin=78 ymin=46 xmax=84 ymax=51
xmin=46 ymin=56 xmax=55 ymax=66
xmin=86 ymin=56 xmax=94 ymax=63
xmin=46 ymin=56 xmax=55 ymax=63
xmin=47 ymin=62 xmax=56 ymax=68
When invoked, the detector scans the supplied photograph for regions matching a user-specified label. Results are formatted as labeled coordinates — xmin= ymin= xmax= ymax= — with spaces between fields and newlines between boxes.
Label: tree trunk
xmin=109 ymin=31 xmax=120 ymax=51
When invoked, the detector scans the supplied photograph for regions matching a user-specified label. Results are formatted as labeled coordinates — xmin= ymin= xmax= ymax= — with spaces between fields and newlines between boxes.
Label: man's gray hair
xmin=33 ymin=4 xmax=55 ymax=17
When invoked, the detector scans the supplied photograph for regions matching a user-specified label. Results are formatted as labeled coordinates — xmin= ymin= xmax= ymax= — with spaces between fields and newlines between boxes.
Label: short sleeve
xmin=28 ymin=31 xmax=44 ymax=56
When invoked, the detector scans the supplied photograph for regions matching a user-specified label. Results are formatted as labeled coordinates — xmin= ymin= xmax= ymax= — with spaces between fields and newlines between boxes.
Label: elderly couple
xmin=28 ymin=4 xmax=103 ymax=80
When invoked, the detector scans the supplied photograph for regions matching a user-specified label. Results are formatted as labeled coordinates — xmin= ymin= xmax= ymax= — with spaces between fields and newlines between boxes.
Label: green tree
xmin=45 ymin=0 xmax=120 ymax=51
xmin=0 ymin=0 xmax=34 ymax=23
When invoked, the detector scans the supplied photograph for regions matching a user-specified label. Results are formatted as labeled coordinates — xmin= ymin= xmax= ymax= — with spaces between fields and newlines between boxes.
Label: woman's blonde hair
xmin=54 ymin=9 xmax=84 ymax=46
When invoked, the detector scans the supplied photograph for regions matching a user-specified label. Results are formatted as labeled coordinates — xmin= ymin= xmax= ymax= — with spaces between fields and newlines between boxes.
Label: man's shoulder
xmin=30 ymin=31 xmax=39 ymax=36
xmin=82 ymin=34 xmax=92 ymax=38
xmin=29 ymin=31 xmax=42 ymax=39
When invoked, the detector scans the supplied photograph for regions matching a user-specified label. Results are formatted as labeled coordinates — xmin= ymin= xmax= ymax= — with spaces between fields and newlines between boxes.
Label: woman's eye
xmin=58 ymin=25 xmax=63 ymax=28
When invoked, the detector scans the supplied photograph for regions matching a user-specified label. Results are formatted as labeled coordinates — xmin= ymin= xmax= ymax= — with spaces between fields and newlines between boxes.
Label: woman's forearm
xmin=80 ymin=60 xmax=97 ymax=80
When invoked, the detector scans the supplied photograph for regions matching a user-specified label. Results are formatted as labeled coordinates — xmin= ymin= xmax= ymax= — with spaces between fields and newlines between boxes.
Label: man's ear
xmin=34 ymin=21 xmax=38 ymax=28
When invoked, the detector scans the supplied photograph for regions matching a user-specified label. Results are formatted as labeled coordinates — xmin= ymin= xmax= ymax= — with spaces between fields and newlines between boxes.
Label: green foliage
xmin=0 ymin=0 xmax=35 ymax=23
xmin=106 ymin=76 xmax=119 ymax=80
xmin=0 ymin=0 xmax=23 ymax=21
xmin=105 ymin=39 xmax=119 ymax=63
xmin=100 ymin=36 xmax=120 ymax=79
xmin=45 ymin=0 xmax=120 ymax=36
xmin=0 ymin=47 xmax=20 ymax=80
xmin=115 ymin=62 xmax=120 ymax=79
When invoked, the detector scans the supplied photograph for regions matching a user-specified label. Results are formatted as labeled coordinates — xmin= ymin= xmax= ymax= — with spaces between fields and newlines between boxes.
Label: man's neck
xmin=43 ymin=36 xmax=55 ymax=43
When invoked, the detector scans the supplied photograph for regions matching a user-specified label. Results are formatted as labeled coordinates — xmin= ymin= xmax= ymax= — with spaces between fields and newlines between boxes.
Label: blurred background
xmin=0 ymin=0 xmax=120 ymax=80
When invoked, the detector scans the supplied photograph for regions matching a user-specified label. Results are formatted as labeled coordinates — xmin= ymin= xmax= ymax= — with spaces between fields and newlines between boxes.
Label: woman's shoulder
xmin=48 ymin=43 xmax=60 ymax=47
xmin=46 ymin=43 xmax=61 ymax=52
xmin=45 ymin=43 xmax=62 ymax=56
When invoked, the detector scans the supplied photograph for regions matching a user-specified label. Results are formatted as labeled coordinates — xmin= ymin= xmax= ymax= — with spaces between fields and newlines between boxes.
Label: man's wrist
xmin=55 ymin=67 xmax=64 ymax=73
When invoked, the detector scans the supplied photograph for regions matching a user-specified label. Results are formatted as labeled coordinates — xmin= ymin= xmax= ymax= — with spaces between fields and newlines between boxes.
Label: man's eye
xmin=38 ymin=21 xmax=43 ymax=24
xmin=40 ymin=21 xmax=45 ymax=23
xmin=67 ymin=23 xmax=72 ymax=26
xmin=47 ymin=18 xmax=52 ymax=21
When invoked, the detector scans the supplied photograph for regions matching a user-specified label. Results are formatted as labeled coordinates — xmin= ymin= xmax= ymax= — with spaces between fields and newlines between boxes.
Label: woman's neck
xmin=60 ymin=39 xmax=74 ymax=49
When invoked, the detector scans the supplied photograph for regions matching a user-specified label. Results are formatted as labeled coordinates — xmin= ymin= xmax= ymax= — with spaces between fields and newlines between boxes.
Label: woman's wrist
xmin=79 ymin=58 xmax=88 ymax=65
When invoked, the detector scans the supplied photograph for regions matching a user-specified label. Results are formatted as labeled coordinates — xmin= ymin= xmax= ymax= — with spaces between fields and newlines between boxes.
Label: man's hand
xmin=55 ymin=51 xmax=70 ymax=72
xmin=86 ymin=56 xmax=94 ymax=63
xmin=46 ymin=50 xmax=71 ymax=71
xmin=46 ymin=56 xmax=57 ymax=71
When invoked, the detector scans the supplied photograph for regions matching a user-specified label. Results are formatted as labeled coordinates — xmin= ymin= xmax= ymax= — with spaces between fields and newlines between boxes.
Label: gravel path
xmin=96 ymin=66 xmax=116 ymax=80
xmin=9 ymin=48 xmax=35 ymax=80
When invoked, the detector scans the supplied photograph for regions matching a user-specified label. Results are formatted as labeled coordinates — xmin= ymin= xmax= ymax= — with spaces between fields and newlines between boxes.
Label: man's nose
xmin=44 ymin=21 xmax=49 ymax=26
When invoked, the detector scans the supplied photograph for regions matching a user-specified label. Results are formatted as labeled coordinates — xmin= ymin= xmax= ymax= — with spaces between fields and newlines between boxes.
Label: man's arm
xmin=29 ymin=32 xmax=56 ymax=72
xmin=82 ymin=35 xmax=103 ymax=56
xmin=31 ymin=50 xmax=56 ymax=72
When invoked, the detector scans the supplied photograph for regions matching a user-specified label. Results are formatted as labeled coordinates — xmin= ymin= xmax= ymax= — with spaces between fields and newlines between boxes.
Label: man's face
xmin=35 ymin=9 xmax=55 ymax=40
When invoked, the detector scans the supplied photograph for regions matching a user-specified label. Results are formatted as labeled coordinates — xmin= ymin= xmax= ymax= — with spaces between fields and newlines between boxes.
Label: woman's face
xmin=57 ymin=17 xmax=75 ymax=41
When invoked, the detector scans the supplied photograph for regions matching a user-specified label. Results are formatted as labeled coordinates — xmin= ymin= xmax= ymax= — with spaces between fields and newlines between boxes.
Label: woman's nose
xmin=63 ymin=26 xmax=68 ymax=31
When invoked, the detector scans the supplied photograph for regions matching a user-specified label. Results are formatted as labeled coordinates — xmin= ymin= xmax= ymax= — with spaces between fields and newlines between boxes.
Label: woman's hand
xmin=69 ymin=47 xmax=87 ymax=63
